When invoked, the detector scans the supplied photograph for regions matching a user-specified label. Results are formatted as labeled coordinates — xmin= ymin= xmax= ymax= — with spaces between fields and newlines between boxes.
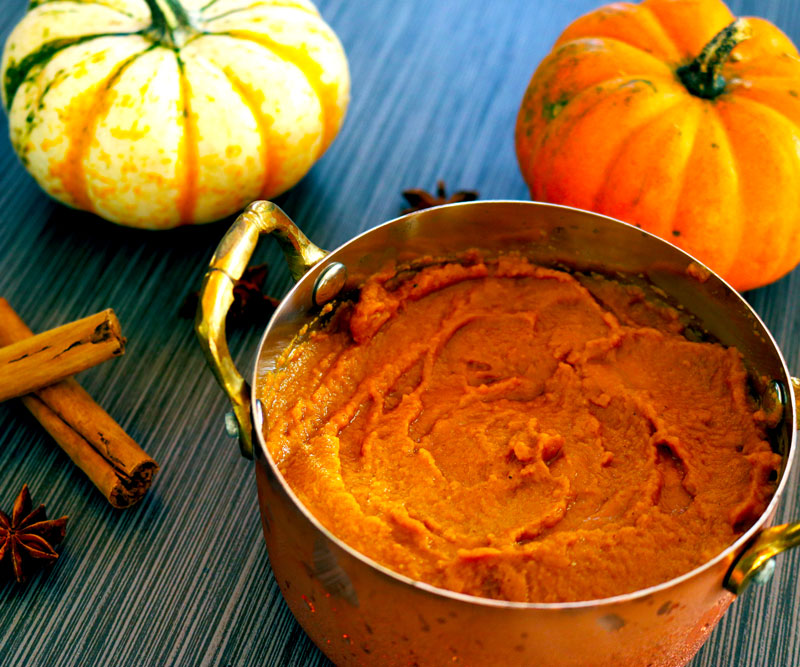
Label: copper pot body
xmin=254 ymin=457 xmax=738 ymax=666
xmin=208 ymin=201 xmax=797 ymax=666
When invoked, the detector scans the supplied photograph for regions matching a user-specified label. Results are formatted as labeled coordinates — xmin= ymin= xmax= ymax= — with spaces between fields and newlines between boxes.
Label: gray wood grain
xmin=1 ymin=1 xmax=798 ymax=665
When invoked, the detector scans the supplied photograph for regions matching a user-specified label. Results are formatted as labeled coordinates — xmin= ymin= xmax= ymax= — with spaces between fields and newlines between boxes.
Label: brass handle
xmin=725 ymin=522 xmax=800 ymax=594
xmin=794 ymin=377 xmax=800 ymax=423
xmin=724 ymin=376 xmax=799 ymax=594
xmin=194 ymin=201 xmax=327 ymax=458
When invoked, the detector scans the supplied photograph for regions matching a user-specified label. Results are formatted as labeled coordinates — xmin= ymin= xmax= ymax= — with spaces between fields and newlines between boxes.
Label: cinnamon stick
xmin=0 ymin=300 xmax=158 ymax=508
xmin=0 ymin=308 xmax=125 ymax=403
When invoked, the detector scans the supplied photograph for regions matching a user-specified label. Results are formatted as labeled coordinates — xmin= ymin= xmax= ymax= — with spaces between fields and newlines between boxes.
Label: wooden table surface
xmin=1 ymin=1 xmax=799 ymax=665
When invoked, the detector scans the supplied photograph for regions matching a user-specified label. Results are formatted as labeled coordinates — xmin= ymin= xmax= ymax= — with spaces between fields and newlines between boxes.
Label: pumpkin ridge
xmin=643 ymin=0 xmax=735 ymax=63
xmin=634 ymin=3 xmax=686 ymax=62
xmin=543 ymin=36 xmax=677 ymax=94
xmin=524 ymin=72 xmax=670 ymax=175
xmin=659 ymin=104 xmax=703 ymax=241
xmin=677 ymin=107 xmax=741 ymax=281
xmin=593 ymin=99 xmax=697 ymax=232
xmin=202 ymin=1 xmax=319 ymax=23
xmin=724 ymin=86 xmax=800 ymax=136
xmin=28 ymin=0 xmax=138 ymax=17
xmin=12 ymin=66 xmax=67 ymax=159
xmin=526 ymin=75 xmax=680 ymax=197
xmin=3 ymin=33 xmax=139 ymax=111
xmin=711 ymin=114 xmax=747 ymax=283
xmin=516 ymin=37 xmax=675 ymax=188
xmin=222 ymin=30 xmax=335 ymax=156
xmin=521 ymin=41 xmax=677 ymax=151
xmin=554 ymin=2 xmax=682 ymax=62
xmin=558 ymin=35 xmax=680 ymax=73
xmin=201 ymin=0 xmax=305 ymax=10
xmin=175 ymin=55 xmax=198 ymax=224
xmin=717 ymin=96 xmax=800 ymax=285
xmin=728 ymin=90 xmax=800 ymax=281
xmin=55 ymin=44 xmax=155 ymax=212
xmin=214 ymin=64 xmax=273 ymax=197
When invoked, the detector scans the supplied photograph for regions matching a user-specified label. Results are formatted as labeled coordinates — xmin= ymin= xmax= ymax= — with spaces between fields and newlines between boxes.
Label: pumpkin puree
xmin=263 ymin=256 xmax=781 ymax=603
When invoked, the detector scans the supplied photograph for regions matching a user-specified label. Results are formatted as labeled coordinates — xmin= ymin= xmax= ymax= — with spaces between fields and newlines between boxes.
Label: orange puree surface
xmin=262 ymin=256 xmax=781 ymax=603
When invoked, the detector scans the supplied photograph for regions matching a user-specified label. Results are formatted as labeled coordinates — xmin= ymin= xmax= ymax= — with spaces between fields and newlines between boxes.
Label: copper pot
xmin=196 ymin=200 xmax=800 ymax=666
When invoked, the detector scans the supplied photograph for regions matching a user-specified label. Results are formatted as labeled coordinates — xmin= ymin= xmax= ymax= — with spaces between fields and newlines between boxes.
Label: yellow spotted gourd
xmin=1 ymin=0 xmax=349 ymax=228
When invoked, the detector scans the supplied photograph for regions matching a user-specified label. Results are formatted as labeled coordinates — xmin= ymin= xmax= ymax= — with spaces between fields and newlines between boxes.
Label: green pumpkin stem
xmin=677 ymin=19 xmax=752 ymax=99
xmin=143 ymin=0 xmax=197 ymax=49
xmin=163 ymin=0 xmax=196 ymax=32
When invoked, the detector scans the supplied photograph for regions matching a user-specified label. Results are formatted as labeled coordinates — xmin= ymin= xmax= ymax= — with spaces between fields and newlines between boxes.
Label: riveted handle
xmin=725 ymin=522 xmax=800 ymax=594
xmin=724 ymin=376 xmax=800 ymax=594
xmin=195 ymin=201 xmax=327 ymax=458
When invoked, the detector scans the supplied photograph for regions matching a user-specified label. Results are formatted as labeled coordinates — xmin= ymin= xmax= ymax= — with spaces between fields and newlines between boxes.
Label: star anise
xmin=401 ymin=180 xmax=479 ymax=214
xmin=0 ymin=485 xmax=68 ymax=584
xmin=180 ymin=263 xmax=280 ymax=329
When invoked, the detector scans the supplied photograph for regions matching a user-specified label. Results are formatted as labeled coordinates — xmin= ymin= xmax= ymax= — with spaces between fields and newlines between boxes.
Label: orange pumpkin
xmin=515 ymin=0 xmax=800 ymax=291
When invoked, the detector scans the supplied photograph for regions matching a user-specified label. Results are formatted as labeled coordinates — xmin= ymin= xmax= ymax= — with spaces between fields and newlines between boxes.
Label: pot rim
xmin=251 ymin=199 xmax=798 ymax=611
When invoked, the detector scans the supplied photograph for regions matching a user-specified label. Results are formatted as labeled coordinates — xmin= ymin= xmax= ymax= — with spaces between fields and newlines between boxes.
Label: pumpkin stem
xmin=143 ymin=0 xmax=198 ymax=49
xmin=677 ymin=19 xmax=752 ymax=99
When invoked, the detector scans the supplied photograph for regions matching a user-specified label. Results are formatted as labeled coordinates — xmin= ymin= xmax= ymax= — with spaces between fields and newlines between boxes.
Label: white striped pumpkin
xmin=1 ymin=0 xmax=349 ymax=228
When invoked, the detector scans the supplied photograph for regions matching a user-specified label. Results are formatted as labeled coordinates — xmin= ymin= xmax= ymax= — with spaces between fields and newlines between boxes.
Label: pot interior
xmin=252 ymin=200 xmax=797 ymax=600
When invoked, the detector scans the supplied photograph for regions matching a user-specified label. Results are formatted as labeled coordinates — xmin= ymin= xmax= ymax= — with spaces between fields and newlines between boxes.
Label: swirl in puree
xmin=262 ymin=255 xmax=780 ymax=603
